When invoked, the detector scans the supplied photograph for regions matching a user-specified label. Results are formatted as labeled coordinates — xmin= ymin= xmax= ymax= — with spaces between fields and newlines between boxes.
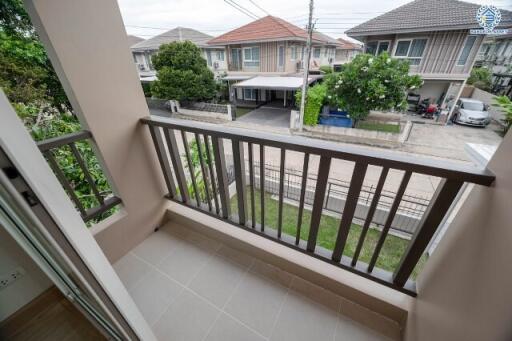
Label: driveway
xmin=236 ymin=105 xmax=291 ymax=128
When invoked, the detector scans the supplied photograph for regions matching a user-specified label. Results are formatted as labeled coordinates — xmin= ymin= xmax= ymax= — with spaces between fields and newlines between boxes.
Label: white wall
xmin=0 ymin=227 xmax=52 ymax=321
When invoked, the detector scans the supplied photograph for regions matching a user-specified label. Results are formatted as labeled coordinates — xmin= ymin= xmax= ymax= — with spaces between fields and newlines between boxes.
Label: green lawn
xmin=356 ymin=121 xmax=400 ymax=133
xmin=234 ymin=107 xmax=253 ymax=118
xmin=230 ymin=189 xmax=426 ymax=279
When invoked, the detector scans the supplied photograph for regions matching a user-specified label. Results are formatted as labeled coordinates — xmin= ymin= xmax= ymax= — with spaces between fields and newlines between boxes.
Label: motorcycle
xmin=417 ymin=98 xmax=440 ymax=119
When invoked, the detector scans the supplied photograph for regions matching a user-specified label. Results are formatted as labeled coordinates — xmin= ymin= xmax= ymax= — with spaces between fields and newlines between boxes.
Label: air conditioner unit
xmin=213 ymin=61 xmax=219 ymax=69
xmin=137 ymin=63 xmax=146 ymax=71
xmin=328 ymin=57 xmax=333 ymax=64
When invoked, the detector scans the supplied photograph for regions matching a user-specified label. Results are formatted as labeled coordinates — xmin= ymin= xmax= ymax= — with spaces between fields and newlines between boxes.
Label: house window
xmin=291 ymin=46 xmax=297 ymax=60
xmin=243 ymin=47 xmax=260 ymax=67
xmin=313 ymin=47 xmax=321 ymax=58
xmin=216 ymin=50 xmax=224 ymax=61
xmin=394 ymin=39 xmax=428 ymax=65
xmin=457 ymin=36 xmax=477 ymax=65
xmin=206 ymin=50 xmax=212 ymax=66
xmin=365 ymin=41 xmax=390 ymax=56
xmin=243 ymin=88 xmax=257 ymax=101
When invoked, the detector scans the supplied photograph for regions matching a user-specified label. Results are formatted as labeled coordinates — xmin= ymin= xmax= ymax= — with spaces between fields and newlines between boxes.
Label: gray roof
xmin=131 ymin=27 xmax=214 ymax=51
xmin=346 ymin=0 xmax=512 ymax=36
xmin=127 ymin=35 xmax=144 ymax=46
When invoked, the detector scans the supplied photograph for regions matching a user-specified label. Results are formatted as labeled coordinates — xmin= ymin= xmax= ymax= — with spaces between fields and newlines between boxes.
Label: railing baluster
xmin=44 ymin=150 xmax=87 ymax=217
xmin=148 ymin=125 xmax=177 ymax=199
xmin=393 ymin=179 xmax=463 ymax=287
xmin=248 ymin=142 xmax=256 ymax=228
xmin=195 ymin=133 xmax=212 ymax=211
xmin=307 ymin=156 xmax=331 ymax=252
xmin=163 ymin=128 xmax=189 ymax=204
xmin=260 ymin=144 xmax=265 ymax=231
xmin=277 ymin=148 xmax=286 ymax=238
xmin=332 ymin=162 xmax=368 ymax=262
xmin=68 ymin=142 xmax=104 ymax=204
xmin=212 ymin=137 xmax=230 ymax=219
xmin=181 ymin=131 xmax=201 ymax=207
xmin=352 ymin=167 xmax=389 ymax=266
xmin=296 ymin=153 xmax=309 ymax=245
xmin=368 ymin=170 xmax=412 ymax=272
xmin=232 ymin=139 xmax=247 ymax=225
xmin=203 ymin=135 xmax=219 ymax=215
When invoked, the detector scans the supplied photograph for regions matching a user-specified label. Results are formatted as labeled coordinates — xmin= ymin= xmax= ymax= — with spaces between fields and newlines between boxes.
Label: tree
xmin=150 ymin=41 xmax=216 ymax=101
xmin=325 ymin=52 xmax=422 ymax=122
xmin=467 ymin=67 xmax=492 ymax=91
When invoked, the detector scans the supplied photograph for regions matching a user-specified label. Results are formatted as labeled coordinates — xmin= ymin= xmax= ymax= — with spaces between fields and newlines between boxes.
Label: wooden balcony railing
xmin=142 ymin=116 xmax=495 ymax=295
xmin=37 ymin=131 xmax=121 ymax=223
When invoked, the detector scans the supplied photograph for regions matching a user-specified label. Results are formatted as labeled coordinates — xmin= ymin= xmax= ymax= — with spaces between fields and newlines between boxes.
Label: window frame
xmin=243 ymin=88 xmax=257 ymax=101
xmin=243 ymin=46 xmax=260 ymax=67
xmin=291 ymin=46 xmax=297 ymax=60
xmin=216 ymin=50 xmax=224 ymax=61
xmin=392 ymin=38 xmax=428 ymax=65
xmin=457 ymin=35 xmax=477 ymax=66
xmin=313 ymin=47 xmax=321 ymax=58
xmin=365 ymin=40 xmax=391 ymax=56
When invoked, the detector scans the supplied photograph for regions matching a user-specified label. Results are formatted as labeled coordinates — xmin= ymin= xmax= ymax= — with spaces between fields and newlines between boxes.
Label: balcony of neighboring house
xmin=3 ymin=1 xmax=512 ymax=341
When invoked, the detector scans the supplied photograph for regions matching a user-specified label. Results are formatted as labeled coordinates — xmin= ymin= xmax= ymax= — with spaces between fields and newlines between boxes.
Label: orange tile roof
xmin=337 ymin=38 xmax=363 ymax=50
xmin=208 ymin=16 xmax=336 ymax=45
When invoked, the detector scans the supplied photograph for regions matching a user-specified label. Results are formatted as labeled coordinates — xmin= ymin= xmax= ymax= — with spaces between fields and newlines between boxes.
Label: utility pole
xmin=298 ymin=0 xmax=314 ymax=131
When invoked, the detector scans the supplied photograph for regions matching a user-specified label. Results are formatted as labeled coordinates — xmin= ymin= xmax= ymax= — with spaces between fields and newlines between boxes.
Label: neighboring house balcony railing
xmin=37 ymin=131 xmax=121 ymax=223
xmin=141 ymin=116 xmax=495 ymax=296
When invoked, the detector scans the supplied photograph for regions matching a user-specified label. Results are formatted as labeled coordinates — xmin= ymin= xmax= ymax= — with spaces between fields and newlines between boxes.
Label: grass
xmin=230 ymin=189 xmax=427 ymax=280
xmin=356 ymin=121 xmax=400 ymax=133
xmin=235 ymin=107 xmax=253 ymax=118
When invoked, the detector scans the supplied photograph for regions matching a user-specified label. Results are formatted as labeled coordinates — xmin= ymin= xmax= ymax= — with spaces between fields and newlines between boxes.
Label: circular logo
xmin=476 ymin=5 xmax=502 ymax=32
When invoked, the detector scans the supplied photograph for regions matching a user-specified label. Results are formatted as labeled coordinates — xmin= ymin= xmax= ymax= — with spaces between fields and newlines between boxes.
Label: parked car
xmin=452 ymin=98 xmax=490 ymax=127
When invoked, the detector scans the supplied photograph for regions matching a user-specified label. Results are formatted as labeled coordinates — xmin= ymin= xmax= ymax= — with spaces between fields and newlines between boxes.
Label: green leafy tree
xmin=1 ymin=0 xmax=114 ymax=224
xmin=467 ymin=67 xmax=492 ymax=91
xmin=295 ymin=83 xmax=327 ymax=125
xmin=184 ymin=139 xmax=215 ymax=202
xmin=325 ymin=52 xmax=422 ymax=122
xmin=151 ymin=41 xmax=216 ymax=101
xmin=493 ymin=95 xmax=512 ymax=133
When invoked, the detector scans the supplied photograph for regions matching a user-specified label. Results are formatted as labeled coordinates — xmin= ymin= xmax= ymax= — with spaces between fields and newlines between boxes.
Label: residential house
xmin=4 ymin=1 xmax=512 ymax=340
xmin=207 ymin=16 xmax=341 ymax=106
xmin=346 ymin=0 xmax=512 ymax=114
xmin=334 ymin=37 xmax=363 ymax=64
xmin=130 ymin=27 xmax=227 ymax=81
xmin=475 ymin=33 xmax=512 ymax=96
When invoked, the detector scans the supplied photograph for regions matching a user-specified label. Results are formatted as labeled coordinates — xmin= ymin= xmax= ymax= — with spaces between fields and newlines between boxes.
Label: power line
xmin=247 ymin=0 xmax=271 ymax=16
xmin=223 ymin=0 xmax=260 ymax=20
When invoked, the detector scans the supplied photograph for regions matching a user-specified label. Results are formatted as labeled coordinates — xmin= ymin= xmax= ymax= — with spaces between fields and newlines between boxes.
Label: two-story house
xmin=346 ymin=0 xmax=512 ymax=114
xmin=334 ymin=38 xmax=363 ymax=64
xmin=475 ymin=33 xmax=512 ymax=96
xmin=207 ymin=16 xmax=341 ymax=106
xmin=130 ymin=27 xmax=227 ymax=81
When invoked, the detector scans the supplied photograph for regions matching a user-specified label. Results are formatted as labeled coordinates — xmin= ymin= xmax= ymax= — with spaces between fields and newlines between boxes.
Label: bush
xmin=325 ymin=52 xmax=422 ymax=122
xmin=141 ymin=82 xmax=152 ymax=97
xmin=319 ymin=65 xmax=333 ymax=74
xmin=467 ymin=67 xmax=492 ymax=91
xmin=493 ymin=95 xmax=512 ymax=133
xmin=295 ymin=83 xmax=327 ymax=126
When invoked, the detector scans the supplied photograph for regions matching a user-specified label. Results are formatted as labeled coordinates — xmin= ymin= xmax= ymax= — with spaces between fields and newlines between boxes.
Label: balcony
xmin=5 ymin=1 xmax=511 ymax=340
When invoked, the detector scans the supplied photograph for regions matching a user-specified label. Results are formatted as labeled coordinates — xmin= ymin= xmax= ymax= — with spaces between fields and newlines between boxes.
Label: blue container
xmin=318 ymin=108 xmax=352 ymax=127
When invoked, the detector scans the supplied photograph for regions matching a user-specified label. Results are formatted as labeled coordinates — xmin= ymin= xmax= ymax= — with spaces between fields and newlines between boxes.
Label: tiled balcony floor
xmin=113 ymin=221 xmax=393 ymax=341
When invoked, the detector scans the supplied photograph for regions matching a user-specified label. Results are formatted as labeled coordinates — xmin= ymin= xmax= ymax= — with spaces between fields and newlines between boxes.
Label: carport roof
xmin=232 ymin=76 xmax=317 ymax=90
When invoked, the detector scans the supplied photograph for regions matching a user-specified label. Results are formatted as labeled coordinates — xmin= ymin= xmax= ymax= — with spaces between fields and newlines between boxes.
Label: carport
xmin=232 ymin=76 xmax=320 ymax=107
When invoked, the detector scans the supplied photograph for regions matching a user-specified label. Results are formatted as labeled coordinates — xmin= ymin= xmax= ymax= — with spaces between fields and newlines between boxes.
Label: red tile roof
xmin=337 ymin=38 xmax=363 ymax=50
xmin=208 ymin=16 xmax=336 ymax=45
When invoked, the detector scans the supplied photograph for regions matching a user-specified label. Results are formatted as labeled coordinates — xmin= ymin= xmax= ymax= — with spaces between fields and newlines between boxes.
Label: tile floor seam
xmin=122 ymin=252 xmax=153 ymax=290
xmin=133 ymin=250 xmax=269 ymax=341
xmin=266 ymin=276 xmax=293 ymax=341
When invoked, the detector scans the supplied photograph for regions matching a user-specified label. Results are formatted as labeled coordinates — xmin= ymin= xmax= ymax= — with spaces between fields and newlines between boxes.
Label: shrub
xmin=319 ymin=65 xmax=333 ymax=74
xmin=325 ymin=52 xmax=422 ymax=122
xmin=295 ymin=83 xmax=327 ymax=126
xmin=467 ymin=67 xmax=492 ymax=91
xmin=493 ymin=95 xmax=512 ymax=133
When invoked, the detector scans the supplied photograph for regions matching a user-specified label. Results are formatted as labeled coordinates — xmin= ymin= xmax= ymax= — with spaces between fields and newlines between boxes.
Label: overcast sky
xmin=118 ymin=0 xmax=512 ymax=42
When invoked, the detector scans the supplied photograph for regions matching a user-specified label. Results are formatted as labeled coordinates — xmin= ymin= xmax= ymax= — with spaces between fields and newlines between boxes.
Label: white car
xmin=452 ymin=98 xmax=490 ymax=127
